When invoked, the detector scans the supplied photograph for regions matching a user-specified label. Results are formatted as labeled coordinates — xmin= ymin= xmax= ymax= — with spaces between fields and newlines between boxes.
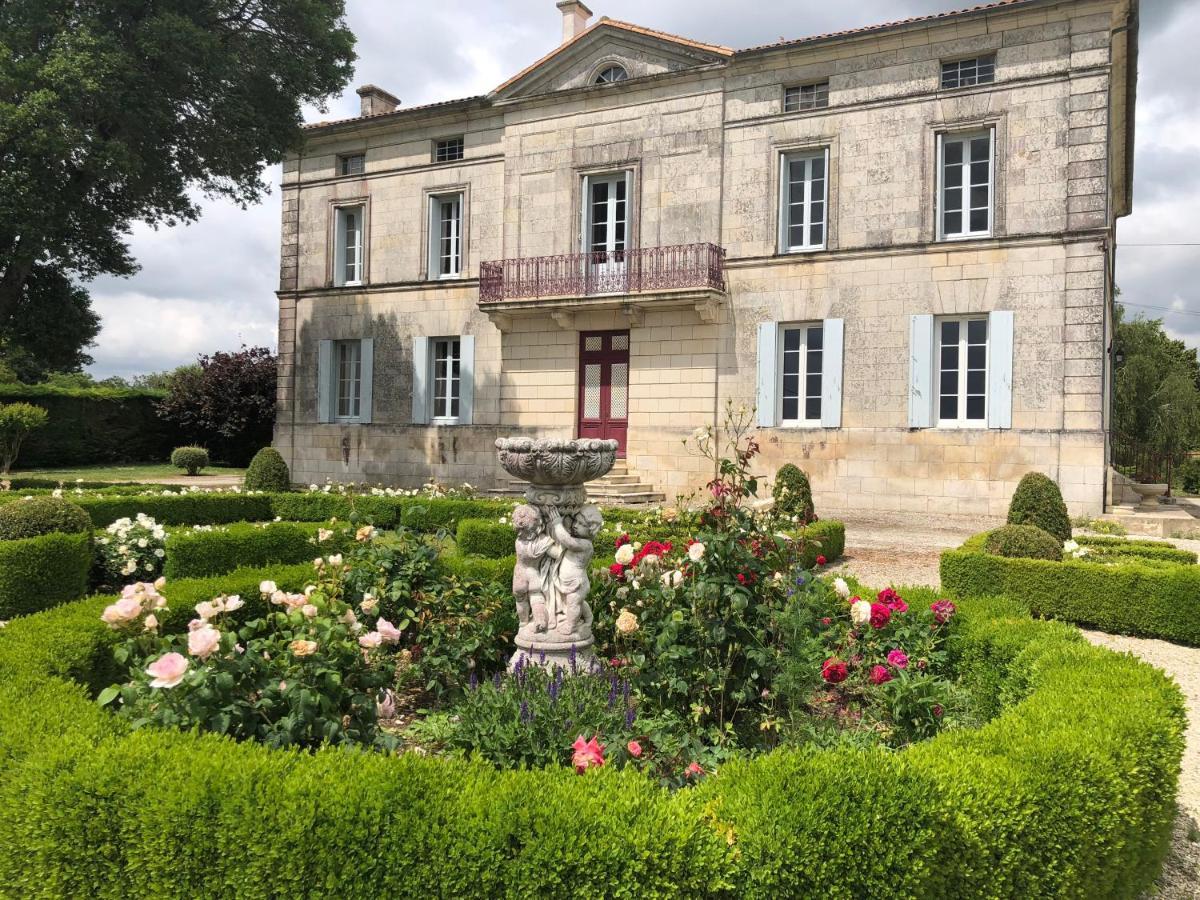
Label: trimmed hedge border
xmin=0 ymin=571 xmax=1183 ymax=897
xmin=942 ymin=535 xmax=1200 ymax=645
xmin=163 ymin=522 xmax=352 ymax=580
xmin=0 ymin=532 xmax=92 ymax=619
xmin=457 ymin=519 xmax=516 ymax=559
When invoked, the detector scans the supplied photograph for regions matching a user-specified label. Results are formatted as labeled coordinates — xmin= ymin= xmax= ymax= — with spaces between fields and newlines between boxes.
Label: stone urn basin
xmin=1131 ymin=482 xmax=1169 ymax=510
xmin=495 ymin=437 xmax=618 ymax=509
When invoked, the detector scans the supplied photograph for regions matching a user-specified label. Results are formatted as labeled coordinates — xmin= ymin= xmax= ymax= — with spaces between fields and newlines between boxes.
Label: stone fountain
xmin=495 ymin=437 xmax=618 ymax=671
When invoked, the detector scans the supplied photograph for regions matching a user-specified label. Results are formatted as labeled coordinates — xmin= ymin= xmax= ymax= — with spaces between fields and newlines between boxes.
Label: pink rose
xmin=145 ymin=652 xmax=188 ymax=688
xmin=301 ymin=604 xmax=319 ymax=618
xmin=100 ymin=597 xmax=143 ymax=628
xmin=685 ymin=761 xmax=705 ymax=778
xmin=358 ymin=631 xmax=383 ymax=649
xmin=187 ymin=625 xmax=221 ymax=659
xmin=571 ymin=735 xmax=605 ymax=773
xmin=868 ymin=603 xmax=891 ymax=629
xmin=869 ymin=664 xmax=892 ymax=685
xmin=886 ymin=649 xmax=909 ymax=669
xmin=377 ymin=617 xmax=402 ymax=644
xmin=627 ymin=740 xmax=643 ymax=758
xmin=930 ymin=599 xmax=957 ymax=624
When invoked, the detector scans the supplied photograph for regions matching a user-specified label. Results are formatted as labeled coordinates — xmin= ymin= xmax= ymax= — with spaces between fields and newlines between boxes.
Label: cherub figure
xmin=511 ymin=504 xmax=554 ymax=634
xmin=546 ymin=505 xmax=603 ymax=639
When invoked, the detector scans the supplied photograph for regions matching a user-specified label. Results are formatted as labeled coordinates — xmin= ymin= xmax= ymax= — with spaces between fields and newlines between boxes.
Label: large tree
xmin=0 ymin=263 xmax=100 ymax=381
xmin=0 ymin=0 xmax=356 ymax=322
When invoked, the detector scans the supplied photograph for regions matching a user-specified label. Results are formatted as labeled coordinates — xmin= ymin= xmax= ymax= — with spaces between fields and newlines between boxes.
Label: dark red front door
xmin=578 ymin=330 xmax=629 ymax=456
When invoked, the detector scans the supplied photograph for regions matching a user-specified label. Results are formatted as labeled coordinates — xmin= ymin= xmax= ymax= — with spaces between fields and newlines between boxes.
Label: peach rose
xmin=146 ymin=652 xmax=188 ymax=688
xmin=187 ymin=625 xmax=221 ymax=659
xmin=376 ymin=617 xmax=402 ymax=644
xmin=289 ymin=639 xmax=318 ymax=657
xmin=358 ymin=631 xmax=382 ymax=649
xmin=101 ymin=597 xmax=143 ymax=628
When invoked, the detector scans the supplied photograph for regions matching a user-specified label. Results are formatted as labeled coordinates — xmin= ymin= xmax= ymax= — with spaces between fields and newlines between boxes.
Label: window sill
xmin=775 ymin=422 xmax=832 ymax=430
xmin=779 ymin=246 xmax=826 ymax=255
xmin=937 ymin=232 xmax=992 ymax=243
xmin=334 ymin=418 xmax=366 ymax=426
xmin=430 ymin=418 xmax=462 ymax=427
xmin=334 ymin=281 xmax=365 ymax=288
xmin=935 ymin=422 xmax=988 ymax=430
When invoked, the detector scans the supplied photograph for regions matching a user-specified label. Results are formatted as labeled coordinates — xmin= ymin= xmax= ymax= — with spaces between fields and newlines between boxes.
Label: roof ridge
xmin=594 ymin=17 xmax=735 ymax=55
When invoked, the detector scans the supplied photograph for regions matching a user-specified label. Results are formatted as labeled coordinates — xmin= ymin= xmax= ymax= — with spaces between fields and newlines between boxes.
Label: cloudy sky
xmin=87 ymin=0 xmax=1200 ymax=378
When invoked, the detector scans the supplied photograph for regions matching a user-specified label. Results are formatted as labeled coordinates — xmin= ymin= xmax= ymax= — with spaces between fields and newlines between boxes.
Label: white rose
xmin=260 ymin=580 xmax=278 ymax=595
xmin=833 ymin=577 xmax=851 ymax=599
xmin=1063 ymin=540 xmax=1079 ymax=553
xmin=850 ymin=600 xmax=872 ymax=627
xmin=614 ymin=544 xmax=635 ymax=566
xmin=687 ymin=542 xmax=705 ymax=562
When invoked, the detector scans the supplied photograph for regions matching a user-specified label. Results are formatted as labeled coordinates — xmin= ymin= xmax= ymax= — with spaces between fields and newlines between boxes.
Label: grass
xmin=7 ymin=462 xmax=246 ymax=483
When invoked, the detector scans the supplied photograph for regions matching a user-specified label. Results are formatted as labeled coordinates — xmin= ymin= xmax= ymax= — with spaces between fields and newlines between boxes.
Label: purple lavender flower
xmin=548 ymin=672 xmax=561 ymax=704
xmin=519 ymin=700 xmax=532 ymax=724
xmin=568 ymin=644 xmax=578 ymax=675
xmin=607 ymin=673 xmax=618 ymax=708
xmin=492 ymin=671 xmax=502 ymax=690
xmin=468 ymin=670 xmax=479 ymax=691
xmin=624 ymin=706 xmax=636 ymax=729
xmin=621 ymin=679 xmax=630 ymax=705
xmin=538 ymin=649 xmax=547 ymax=666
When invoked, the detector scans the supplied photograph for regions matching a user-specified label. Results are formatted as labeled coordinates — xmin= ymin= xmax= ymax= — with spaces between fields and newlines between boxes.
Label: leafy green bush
xmin=1074 ymin=534 xmax=1197 ymax=565
xmin=983 ymin=524 xmax=1063 ymax=561
xmin=170 ymin=445 xmax=210 ymax=475
xmin=457 ymin=519 xmax=516 ymax=558
xmin=1179 ymin=457 xmax=1200 ymax=494
xmin=0 ymin=495 xmax=91 ymax=540
xmin=95 ymin=514 xmax=167 ymax=584
xmin=0 ymin=401 xmax=49 ymax=473
xmin=163 ymin=521 xmax=351 ymax=580
xmin=0 ymin=532 xmax=92 ymax=618
xmin=401 ymin=498 xmax=514 ymax=533
xmin=772 ymin=463 xmax=815 ymax=523
xmin=1006 ymin=472 xmax=1071 ymax=542
xmin=243 ymin=447 xmax=291 ymax=492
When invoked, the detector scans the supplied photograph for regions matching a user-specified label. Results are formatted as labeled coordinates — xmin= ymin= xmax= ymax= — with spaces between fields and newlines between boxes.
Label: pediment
xmin=494 ymin=20 xmax=731 ymax=100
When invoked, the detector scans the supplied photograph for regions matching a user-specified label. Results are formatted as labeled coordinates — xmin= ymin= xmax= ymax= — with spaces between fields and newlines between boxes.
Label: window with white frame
xmin=778 ymin=323 xmax=824 ymax=425
xmin=334 ymin=204 xmax=364 ymax=286
xmin=937 ymin=317 xmax=988 ymax=426
xmin=941 ymin=55 xmax=995 ymax=90
xmin=335 ymin=340 xmax=362 ymax=419
xmin=938 ymin=130 xmax=993 ymax=239
xmin=779 ymin=149 xmax=828 ymax=252
xmin=784 ymin=81 xmax=829 ymax=112
xmin=434 ymin=137 xmax=464 ymax=163
xmin=338 ymin=154 xmax=365 ymax=176
xmin=428 ymin=193 xmax=463 ymax=278
xmin=431 ymin=337 xmax=461 ymax=420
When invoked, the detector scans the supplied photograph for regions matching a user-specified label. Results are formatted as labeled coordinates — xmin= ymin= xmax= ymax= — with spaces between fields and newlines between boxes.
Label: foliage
xmin=983 ymin=523 xmax=1063 ymax=561
xmin=1071 ymin=515 xmax=1127 ymax=536
xmin=157 ymin=348 xmax=278 ymax=465
xmin=95 ymin=514 xmax=167 ymax=585
xmin=243 ymin=447 xmax=291 ymax=492
xmin=1006 ymin=472 xmax=1071 ymax=541
xmin=456 ymin=518 xmax=517 ymax=558
xmin=0 ymin=494 xmax=90 ymax=539
xmin=1115 ymin=311 xmax=1200 ymax=456
xmin=71 ymin=491 xmax=274 ymax=527
xmin=0 ymin=531 xmax=91 ymax=618
xmin=0 ymin=264 xmax=99 ymax=383
xmin=771 ymin=463 xmax=816 ymax=523
xmin=1072 ymin=534 xmax=1197 ymax=565
xmin=1179 ymin=457 xmax=1200 ymax=494
xmin=163 ymin=521 xmax=350 ymax=581
xmin=170 ymin=445 xmax=210 ymax=476
xmin=0 ymin=401 xmax=48 ymax=472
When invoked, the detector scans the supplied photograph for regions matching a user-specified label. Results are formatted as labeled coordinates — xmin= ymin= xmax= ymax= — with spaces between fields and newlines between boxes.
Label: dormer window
xmin=594 ymin=65 xmax=628 ymax=85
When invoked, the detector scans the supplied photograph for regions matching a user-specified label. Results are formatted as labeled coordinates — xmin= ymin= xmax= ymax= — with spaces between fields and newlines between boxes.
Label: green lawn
xmin=9 ymin=463 xmax=246 ymax=483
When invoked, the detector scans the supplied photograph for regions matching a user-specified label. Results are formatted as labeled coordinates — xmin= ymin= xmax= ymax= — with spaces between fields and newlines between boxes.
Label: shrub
xmin=163 ymin=522 xmax=351 ymax=580
xmin=0 ymin=531 xmax=92 ymax=618
xmin=170 ymin=445 xmax=210 ymax=476
xmin=76 ymin=492 xmax=274 ymax=527
xmin=1006 ymin=472 xmax=1071 ymax=542
xmin=772 ymin=463 xmax=815 ymax=523
xmin=0 ymin=402 xmax=49 ymax=473
xmin=983 ymin=524 xmax=1063 ymax=561
xmin=1074 ymin=534 xmax=1197 ymax=565
xmin=1180 ymin=457 xmax=1200 ymax=494
xmin=244 ymin=447 xmax=291 ymax=492
xmin=401 ymin=498 xmax=514 ymax=533
xmin=457 ymin=519 xmax=516 ymax=558
xmin=0 ymin=495 xmax=91 ymax=540
xmin=95 ymin=514 xmax=167 ymax=584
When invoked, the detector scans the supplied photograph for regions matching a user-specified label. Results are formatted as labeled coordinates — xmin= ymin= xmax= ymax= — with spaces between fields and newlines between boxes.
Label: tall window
xmin=938 ymin=317 xmax=988 ymax=426
xmin=429 ymin=193 xmax=463 ymax=278
xmin=784 ymin=82 xmax=829 ymax=112
xmin=335 ymin=340 xmax=362 ymax=419
xmin=432 ymin=338 xmax=461 ymax=420
xmin=335 ymin=204 xmax=364 ymax=286
xmin=434 ymin=137 xmax=464 ymax=162
xmin=779 ymin=150 xmax=828 ymax=252
xmin=941 ymin=55 xmax=996 ymax=89
xmin=779 ymin=324 xmax=823 ymax=425
xmin=338 ymin=154 xmax=365 ymax=176
xmin=938 ymin=130 xmax=993 ymax=239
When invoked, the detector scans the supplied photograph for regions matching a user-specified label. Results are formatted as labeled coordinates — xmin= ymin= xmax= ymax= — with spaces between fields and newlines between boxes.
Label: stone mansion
xmin=273 ymin=0 xmax=1138 ymax=518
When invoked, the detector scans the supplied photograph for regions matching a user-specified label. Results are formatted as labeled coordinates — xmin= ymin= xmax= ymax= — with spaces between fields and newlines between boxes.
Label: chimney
xmin=556 ymin=0 xmax=592 ymax=43
xmin=355 ymin=85 xmax=401 ymax=117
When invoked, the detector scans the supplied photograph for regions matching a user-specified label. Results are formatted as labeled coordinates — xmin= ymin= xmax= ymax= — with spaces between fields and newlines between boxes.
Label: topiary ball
xmin=244 ymin=447 xmax=291 ymax=492
xmin=984 ymin=523 xmax=1064 ymax=561
xmin=1007 ymin=472 xmax=1072 ymax=542
xmin=772 ymin=463 xmax=816 ymax=523
xmin=0 ymin=496 xmax=92 ymax=541
xmin=170 ymin=446 xmax=210 ymax=476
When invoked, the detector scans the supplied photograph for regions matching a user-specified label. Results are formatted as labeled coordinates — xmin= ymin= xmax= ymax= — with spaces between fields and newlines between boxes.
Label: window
xmin=334 ymin=204 xmax=364 ymax=286
xmin=778 ymin=324 xmax=824 ymax=425
xmin=338 ymin=154 xmax=365 ymax=176
xmin=335 ymin=340 xmax=362 ymax=419
xmin=431 ymin=337 xmax=461 ymax=420
xmin=779 ymin=150 xmax=828 ymax=252
xmin=594 ymin=65 xmax=628 ymax=84
xmin=434 ymin=137 xmax=464 ymax=163
xmin=784 ymin=81 xmax=829 ymax=112
xmin=941 ymin=55 xmax=995 ymax=89
xmin=938 ymin=130 xmax=993 ymax=239
xmin=428 ymin=193 xmax=463 ymax=278
xmin=937 ymin=317 xmax=988 ymax=426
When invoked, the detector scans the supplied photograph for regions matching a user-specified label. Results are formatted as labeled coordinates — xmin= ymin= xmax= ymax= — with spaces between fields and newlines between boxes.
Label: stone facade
xmin=275 ymin=0 xmax=1138 ymax=518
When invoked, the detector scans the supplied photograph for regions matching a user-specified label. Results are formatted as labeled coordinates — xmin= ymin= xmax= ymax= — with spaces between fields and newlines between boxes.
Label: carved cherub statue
xmin=546 ymin=504 xmax=602 ymax=639
xmin=511 ymin=504 xmax=554 ymax=634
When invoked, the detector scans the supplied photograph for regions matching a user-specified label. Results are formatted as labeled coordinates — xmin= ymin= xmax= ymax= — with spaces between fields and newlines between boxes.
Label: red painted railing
xmin=479 ymin=242 xmax=726 ymax=303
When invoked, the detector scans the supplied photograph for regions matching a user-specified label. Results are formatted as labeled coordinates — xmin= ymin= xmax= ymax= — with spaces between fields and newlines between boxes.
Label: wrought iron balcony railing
xmin=479 ymin=242 xmax=726 ymax=304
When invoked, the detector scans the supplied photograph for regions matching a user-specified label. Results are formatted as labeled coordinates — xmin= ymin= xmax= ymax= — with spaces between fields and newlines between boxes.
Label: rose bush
xmin=95 ymin=513 xmax=167 ymax=584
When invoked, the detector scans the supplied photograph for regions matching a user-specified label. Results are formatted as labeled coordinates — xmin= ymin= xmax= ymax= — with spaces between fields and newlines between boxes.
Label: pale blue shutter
xmin=317 ymin=340 xmax=334 ymax=423
xmin=908 ymin=314 xmax=935 ymax=428
xmin=756 ymin=321 xmax=778 ymax=428
xmin=988 ymin=310 xmax=1014 ymax=429
xmin=820 ymin=318 xmax=844 ymax=428
xmin=411 ymin=337 xmax=430 ymax=425
xmin=358 ymin=338 xmax=374 ymax=424
xmin=458 ymin=335 xmax=475 ymax=425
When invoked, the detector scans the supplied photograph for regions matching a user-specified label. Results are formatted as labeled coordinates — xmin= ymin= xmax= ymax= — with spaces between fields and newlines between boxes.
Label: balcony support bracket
xmin=695 ymin=297 xmax=722 ymax=325
xmin=621 ymin=303 xmax=644 ymax=327
xmin=551 ymin=310 xmax=576 ymax=331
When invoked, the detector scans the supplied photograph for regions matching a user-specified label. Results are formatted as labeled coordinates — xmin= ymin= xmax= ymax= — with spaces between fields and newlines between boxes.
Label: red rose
xmin=933 ymin=704 xmax=944 ymax=718
xmin=869 ymin=664 xmax=892 ymax=685
xmin=736 ymin=573 xmax=747 ymax=585
xmin=869 ymin=603 xmax=891 ymax=629
xmin=877 ymin=588 xmax=908 ymax=613
xmin=609 ymin=563 xmax=625 ymax=579
xmin=821 ymin=657 xmax=849 ymax=684
xmin=615 ymin=533 xmax=631 ymax=550
xmin=815 ymin=555 xmax=827 ymax=566
xmin=930 ymin=599 xmax=957 ymax=624
xmin=820 ymin=617 xmax=832 ymax=626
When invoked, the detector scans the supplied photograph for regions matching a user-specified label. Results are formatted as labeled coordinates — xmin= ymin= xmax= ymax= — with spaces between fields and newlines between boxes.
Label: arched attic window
xmin=593 ymin=64 xmax=629 ymax=85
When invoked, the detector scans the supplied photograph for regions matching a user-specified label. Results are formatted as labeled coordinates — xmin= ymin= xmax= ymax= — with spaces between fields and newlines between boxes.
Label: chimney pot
xmin=355 ymin=85 xmax=401 ymax=117
xmin=556 ymin=0 xmax=593 ymax=43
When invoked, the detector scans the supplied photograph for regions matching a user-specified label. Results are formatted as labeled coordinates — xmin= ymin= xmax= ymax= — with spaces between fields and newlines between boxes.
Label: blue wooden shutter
xmin=908 ymin=314 xmax=934 ymax=428
xmin=820 ymin=318 xmax=844 ymax=428
xmin=317 ymin=340 xmax=334 ymax=423
xmin=411 ymin=337 xmax=429 ymax=425
xmin=988 ymin=310 xmax=1014 ymax=429
xmin=756 ymin=321 xmax=778 ymax=428
xmin=358 ymin=338 xmax=374 ymax=424
xmin=458 ymin=335 xmax=475 ymax=425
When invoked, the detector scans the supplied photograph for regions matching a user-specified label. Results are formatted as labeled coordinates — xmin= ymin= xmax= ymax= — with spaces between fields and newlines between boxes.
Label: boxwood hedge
xmin=163 ymin=522 xmax=352 ymax=580
xmin=0 ymin=531 xmax=92 ymax=619
xmin=0 ymin=569 xmax=1182 ymax=897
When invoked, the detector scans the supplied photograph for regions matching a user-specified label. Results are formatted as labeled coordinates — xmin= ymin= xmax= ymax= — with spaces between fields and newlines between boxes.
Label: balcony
xmin=479 ymin=242 xmax=727 ymax=330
